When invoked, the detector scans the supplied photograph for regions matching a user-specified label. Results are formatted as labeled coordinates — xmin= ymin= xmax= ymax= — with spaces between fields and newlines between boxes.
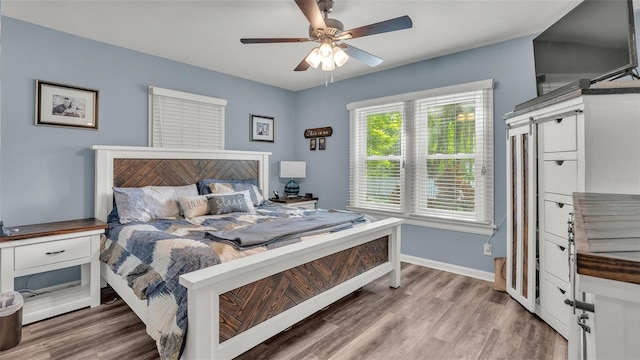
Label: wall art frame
xmin=35 ymin=80 xmax=99 ymax=130
xmin=250 ymin=114 xmax=274 ymax=142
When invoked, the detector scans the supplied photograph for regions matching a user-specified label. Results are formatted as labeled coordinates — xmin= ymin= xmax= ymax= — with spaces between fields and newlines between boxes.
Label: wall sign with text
xmin=304 ymin=127 xmax=332 ymax=138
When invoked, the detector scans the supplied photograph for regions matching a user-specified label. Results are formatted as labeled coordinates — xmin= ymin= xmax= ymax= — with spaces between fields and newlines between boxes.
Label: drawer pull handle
xmin=556 ymin=202 xmax=565 ymax=208
xmin=555 ymin=160 xmax=564 ymax=166
xmin=557 ymin=287 xmax=566 ymax=295
xmin=45 ymin=250 xmax=66 ymax=255
xmin=555 ymin=118 xmax=563 ymax=124
xmin=557 ymin=245 xmax=566 ymax=251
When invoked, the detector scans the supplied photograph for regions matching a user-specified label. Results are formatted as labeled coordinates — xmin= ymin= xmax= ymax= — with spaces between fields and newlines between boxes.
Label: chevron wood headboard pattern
xmin=113 ymin=158 xmax=259 ymax=187
xmin=218 ymin=236 xmax=389 ymax=342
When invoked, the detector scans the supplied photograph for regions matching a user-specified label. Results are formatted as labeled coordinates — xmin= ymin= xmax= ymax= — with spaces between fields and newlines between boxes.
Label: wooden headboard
xmin=93 ymin=146 xmax=271 ymax=222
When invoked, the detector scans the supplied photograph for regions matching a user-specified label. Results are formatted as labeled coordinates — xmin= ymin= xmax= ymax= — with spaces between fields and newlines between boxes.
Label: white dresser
xmin=505 ymin=90 xmax=640 ymax=339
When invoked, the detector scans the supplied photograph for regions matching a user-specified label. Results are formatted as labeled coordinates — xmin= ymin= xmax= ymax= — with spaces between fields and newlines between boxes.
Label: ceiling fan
xmin=240 ymin=0 xmax=413 ymax=72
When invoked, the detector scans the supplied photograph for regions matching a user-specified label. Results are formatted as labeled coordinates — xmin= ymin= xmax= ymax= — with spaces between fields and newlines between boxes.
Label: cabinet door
xmin=506 ymin=124 xmax=537 ymax=312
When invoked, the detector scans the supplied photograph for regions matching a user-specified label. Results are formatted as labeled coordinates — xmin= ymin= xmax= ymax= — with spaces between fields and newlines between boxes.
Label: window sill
xmin=347 ymin=207 xmax=496 ymax=236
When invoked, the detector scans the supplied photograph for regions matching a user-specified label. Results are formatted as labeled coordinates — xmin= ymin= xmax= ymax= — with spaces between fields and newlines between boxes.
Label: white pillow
xmin=178 ymin=195 xmax=210 ymax=219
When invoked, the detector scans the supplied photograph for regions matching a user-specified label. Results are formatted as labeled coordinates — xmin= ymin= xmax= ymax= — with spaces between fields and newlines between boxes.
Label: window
xmin=149 ymin=86 xmax=227 ymax=149
xmin=348 ymin=80 xmax=494 ymax=234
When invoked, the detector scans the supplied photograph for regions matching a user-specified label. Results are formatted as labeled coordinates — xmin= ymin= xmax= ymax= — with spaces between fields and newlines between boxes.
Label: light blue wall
xmin=293 ymin=37 xmax=538 ymax=273
xmin=0 ymin=17 xmax=296 ymax=227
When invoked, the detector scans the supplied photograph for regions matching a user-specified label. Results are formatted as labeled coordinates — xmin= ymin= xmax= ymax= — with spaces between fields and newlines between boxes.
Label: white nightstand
xmin=270 ymin=197 xmax=318 ymax=209
xmin=0 ymin=218 xmax=107 ymax=324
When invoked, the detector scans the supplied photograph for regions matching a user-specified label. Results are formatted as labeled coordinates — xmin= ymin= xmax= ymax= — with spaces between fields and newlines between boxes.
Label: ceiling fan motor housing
xmin=309 ymin=18 xmax=344 ymax=39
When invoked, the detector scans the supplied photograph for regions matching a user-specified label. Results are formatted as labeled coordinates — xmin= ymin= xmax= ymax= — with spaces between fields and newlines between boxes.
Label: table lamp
xmin=279 ymin=161 xmax=306 ymax=197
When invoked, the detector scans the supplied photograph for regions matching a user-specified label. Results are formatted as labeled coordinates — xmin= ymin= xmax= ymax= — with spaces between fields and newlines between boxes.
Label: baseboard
xmin=401 ymin=254 xmax=494 ymax=282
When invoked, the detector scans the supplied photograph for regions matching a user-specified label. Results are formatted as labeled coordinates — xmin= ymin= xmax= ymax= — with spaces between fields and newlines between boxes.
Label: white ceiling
xmin=1 ymin=0 xmax=597 ymax=91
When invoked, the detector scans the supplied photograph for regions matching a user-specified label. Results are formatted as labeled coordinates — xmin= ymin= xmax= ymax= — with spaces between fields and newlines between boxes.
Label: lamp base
xmin=284 ymin=179 xmax=300 ymax=197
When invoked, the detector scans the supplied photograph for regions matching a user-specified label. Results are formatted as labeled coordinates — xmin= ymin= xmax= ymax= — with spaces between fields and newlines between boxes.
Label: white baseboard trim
xmin=401 ymin=254 xmax=494 ymax=282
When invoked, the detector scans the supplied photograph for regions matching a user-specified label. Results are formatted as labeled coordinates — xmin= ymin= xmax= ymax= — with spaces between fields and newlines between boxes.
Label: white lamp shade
xmin=279 ymin=161 xmax=306 ymax=178
xmin=305 ymin=48 xmax=321 ymax=68
xmin=319 ymin=41 xmax=333 ymax=59
xmin=321 ymin=59 xmax=336 ymax=71
xmin=333 ymin=46 xmax=349 ymax=67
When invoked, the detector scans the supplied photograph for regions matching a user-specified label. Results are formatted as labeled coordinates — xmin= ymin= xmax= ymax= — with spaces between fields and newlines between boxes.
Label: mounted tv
xmin=533 ymin=0 xmax=638 ymax=97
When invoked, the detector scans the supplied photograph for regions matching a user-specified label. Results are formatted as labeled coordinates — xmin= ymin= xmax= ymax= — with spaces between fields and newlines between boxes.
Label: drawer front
xmin=544 ymin=200 xmax=574 ymax=238
xmin=544 ymin=239 xmax=570 ymax=282
xmin=544 ymin=160 xmax=577 ymax=195
xmin=543 ymin=278 xmax=570 ymax=327
xmin=543 ymin=115 xmax=577 ymax=153
xmin=15 ymin=236 xmax=92 ymax=270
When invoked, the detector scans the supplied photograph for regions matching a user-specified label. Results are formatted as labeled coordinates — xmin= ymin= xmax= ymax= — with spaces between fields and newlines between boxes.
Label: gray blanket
xmin=207 ymin=211 xmax=366 ymax=247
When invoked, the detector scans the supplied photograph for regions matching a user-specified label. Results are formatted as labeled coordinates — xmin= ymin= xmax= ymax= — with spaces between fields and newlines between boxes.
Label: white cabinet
xmin=0 ymin=219 xmax=107 ymax=324
xmin=505 ymin=91 xmax=640 ymax=339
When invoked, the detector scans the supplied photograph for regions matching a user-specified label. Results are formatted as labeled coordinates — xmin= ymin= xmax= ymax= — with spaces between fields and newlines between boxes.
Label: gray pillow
xmin=208 ymin=192 xmax=254 ymax=215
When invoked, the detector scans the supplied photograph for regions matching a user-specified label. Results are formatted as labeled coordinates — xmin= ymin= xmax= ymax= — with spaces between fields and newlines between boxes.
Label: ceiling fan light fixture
xmin=305 ymin=47 xmax=321 ymax=68
xmin=319 ymin=39 xmax=333 ymax=60
xmin=321 ymin=58 xmax=336 ymax=71
xmin=332 ymin=46 xmax=349 ymax=67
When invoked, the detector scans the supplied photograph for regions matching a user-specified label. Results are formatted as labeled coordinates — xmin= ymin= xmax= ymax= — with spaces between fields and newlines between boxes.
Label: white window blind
xmin=149 ymin=86 xmax=227 ymax=149
xmin=349 ymin=102 xmax=405 ymax=213
xmin=348 ymin=80 xmax=494 ymax=233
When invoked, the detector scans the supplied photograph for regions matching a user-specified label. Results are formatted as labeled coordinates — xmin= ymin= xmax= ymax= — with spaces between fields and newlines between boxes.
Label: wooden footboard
xmin=179 ymin=218 xmax=402 ymax=360
xmin=219 ymin=236 xmax=388 ymax=342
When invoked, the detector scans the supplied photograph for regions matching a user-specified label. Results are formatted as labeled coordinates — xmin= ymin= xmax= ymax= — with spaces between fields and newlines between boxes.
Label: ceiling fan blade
xmin=294 ymin=58 xmax=311 ymax=72
xmin=241 ymin=38 xmax=311 ymax=44
xmin=295 ymin=0 xmax=327 ymax=31
xmin=337 ymin=15 xmax=412 ymax=40
xmin=294 ymin=48 xmax=316 ymax=71
xmin=342 ymin=45 xmax=383 ymax=67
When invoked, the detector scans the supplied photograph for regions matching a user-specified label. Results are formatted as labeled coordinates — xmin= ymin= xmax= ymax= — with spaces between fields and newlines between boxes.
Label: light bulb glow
xmin=332 ymin=46 xmax=349 ymax=67
xmin=319 ymin=41 xmax=333 ymax=59
xmin=305 ymin=47 xmax=321 ymax=68
xmin=321 ymin=59 xmax=335 ymax=71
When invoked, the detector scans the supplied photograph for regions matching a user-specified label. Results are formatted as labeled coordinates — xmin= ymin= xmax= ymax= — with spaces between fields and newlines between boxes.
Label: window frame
xmin=347 ymin=80 xmax=495 ymax=235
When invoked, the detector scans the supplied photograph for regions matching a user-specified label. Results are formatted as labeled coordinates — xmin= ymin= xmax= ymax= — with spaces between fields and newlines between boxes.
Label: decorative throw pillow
xmin=178 ymin=195 xmax=210 ymax=219
xmin=113 ymin=184 xmax=198 ymax=223
xmin=232 ymin=183 xmax=265 ymax=206
xmin=208 ymin=182 xmax=235 ymax=194
xmin=208 ymin=192 xmax=255 ymax=215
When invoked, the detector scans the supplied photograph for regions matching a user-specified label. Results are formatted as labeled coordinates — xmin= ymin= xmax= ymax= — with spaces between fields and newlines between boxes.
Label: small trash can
xmin=0 ymin=291 xmax=23 ymax=351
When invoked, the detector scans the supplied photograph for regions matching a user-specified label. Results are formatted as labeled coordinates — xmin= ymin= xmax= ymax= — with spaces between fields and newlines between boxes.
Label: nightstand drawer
xmin=14 ymin=236 xmax=91 ymax=270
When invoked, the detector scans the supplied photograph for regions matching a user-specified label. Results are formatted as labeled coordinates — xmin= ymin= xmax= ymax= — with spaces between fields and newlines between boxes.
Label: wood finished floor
xmin=0 ymin=264 xmax=567 ymax=360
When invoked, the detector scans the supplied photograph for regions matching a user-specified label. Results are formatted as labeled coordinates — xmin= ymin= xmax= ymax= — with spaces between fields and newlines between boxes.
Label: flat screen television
xmin=533 ymin=0 xmax=638 ymax=97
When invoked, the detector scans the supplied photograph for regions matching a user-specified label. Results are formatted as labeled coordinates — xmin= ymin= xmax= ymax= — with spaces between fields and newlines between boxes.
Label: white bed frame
xmin=93 ymin=145 xmax=403 ymax=360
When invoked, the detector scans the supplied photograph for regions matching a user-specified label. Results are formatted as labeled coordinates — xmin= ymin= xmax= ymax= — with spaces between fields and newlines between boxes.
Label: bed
xmin=93 ymin=145 xmax=403 ymax=360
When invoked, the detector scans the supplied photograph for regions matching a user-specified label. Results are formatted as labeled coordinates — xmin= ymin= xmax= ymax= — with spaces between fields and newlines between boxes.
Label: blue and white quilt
xmin=100 ymin=204 xmax=369 ymax=360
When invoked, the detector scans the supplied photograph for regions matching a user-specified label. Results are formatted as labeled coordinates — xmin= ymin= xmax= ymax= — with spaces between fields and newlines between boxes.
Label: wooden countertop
xmin=573 ymin=192 xmax=640 ymax=285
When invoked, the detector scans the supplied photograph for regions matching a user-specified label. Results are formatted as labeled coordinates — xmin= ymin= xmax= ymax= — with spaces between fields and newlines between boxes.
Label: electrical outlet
xmin=483 ymin=243 xmax=492 ymax=256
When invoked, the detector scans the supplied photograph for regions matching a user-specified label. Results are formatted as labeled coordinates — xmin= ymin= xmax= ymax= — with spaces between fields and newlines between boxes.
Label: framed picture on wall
xmin=310 ymin=138 xmax=317 ymax=150
xmin=35 ymin=80 xmax=99 ymax=130
xmin=250 ymin=114 xmax=274 ymax=142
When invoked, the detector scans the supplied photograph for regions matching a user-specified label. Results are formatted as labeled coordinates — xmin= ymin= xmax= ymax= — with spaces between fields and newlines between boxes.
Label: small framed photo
xmin=250 ymin=114 xmax=274 ymax=142
xmin=310 ymin=138 xmax=317 ymax=150
xmin=319 ymin=137 xmax=326 ymax=150
xmin=35 ymin=80 xmax=99 ymax=130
